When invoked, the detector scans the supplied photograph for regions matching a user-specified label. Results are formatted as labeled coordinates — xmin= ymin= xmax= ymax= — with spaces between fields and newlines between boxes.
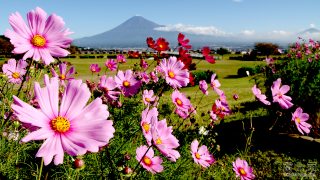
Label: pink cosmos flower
xmin=2 ymin=59 xmax=28 ymax=84
xmin=252 ymin=85 xmax=271 ymax=105
xmin=140 ymin=59 xmax=149 ymax=69
xmin=233 ymin=158 xmax=255 ymax=180
xmin=90 ymin=64 xmax=101 ymax=73
xmin=191 ymin=139 xmax=215 ymax=168
xmin=143 ymin=90 xmax=156 ymax=106
xmin=265 ymin=57 xmax=274 ymax=65
xmin=210 ymin=74 xmax=222 ymax=94
xmin=116 ymin=54 xmax=126 ymax=63
xmin=292 ymin=107 xmax=311 ymax=135
xmin=98 ymin=75 xmax=120 ymax=101
xmin=199 ymin=80 xmax=208 ymax=95
xmin=171 ymin=90 xmax=193 ymax=113
xmin=210 ymin=111 xmax=218 ymax=122
xmin=151 ymin=118 xmax=180 ymax=162
xmin=175 ymin=108 xmax=194 ymax=119
xmin=136 ymin=145 xmax=163 ymax=174
xmin=158 ymin=56 xmax=189 ymax=89
xmin=105 ymin=59 xmax=117 ymax=71
xmin=271 ymin=78 xmax=293 ymax=109
xmin=150 ymin=71 xmax=159 ymax=83
xmin=51 ymin=63 xmax=75 ymax=86
xmin=141 ymin=107 xmax=158 ymax=146
xmin=212 ymin=99 xmax=231 ymax=119
xmin=5 ymin=7 xmax=72 ymax=65
xmin=114 ymin=70 xmax=141 ymax=97
xmin=11 ymin=75 xmax=115 ymax=165
xmin=139 ymin=72 xmax=150 ymax=84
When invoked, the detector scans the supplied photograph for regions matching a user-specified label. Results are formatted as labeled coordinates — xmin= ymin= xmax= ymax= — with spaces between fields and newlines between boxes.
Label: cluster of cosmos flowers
xmin=0 ymin=6 xmax=315 ymax=179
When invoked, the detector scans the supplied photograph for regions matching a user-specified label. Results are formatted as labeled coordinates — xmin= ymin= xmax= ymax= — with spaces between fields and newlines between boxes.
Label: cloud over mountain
xmin=154 ymin=24 xmax=228 ymax=36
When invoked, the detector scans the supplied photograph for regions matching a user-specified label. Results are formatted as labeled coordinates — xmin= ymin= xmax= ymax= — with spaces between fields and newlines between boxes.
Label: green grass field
xmin=63 ymin=57 xmax=264 ymax=117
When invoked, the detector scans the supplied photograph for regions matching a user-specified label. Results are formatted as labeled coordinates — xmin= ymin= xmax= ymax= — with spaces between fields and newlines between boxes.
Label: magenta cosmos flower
xmin=98 ymin=75 xmax=120 ymax=101
xmin=143 ymin=89 xmax=157 ymax=106
xmin=105 ymin=59 xmax=117 ymax=71
xmin=271 ymin=78 xmax=293 ymax=109
xmin=191 ymin=139 xmax=215 ymax=168
xmin=151 ymin=118 xmax=180 ymax=162
xmin=252 ymin=85 xmax=271 ymax=105
xmin=51 ymin=63 xmax=75 ymax=86
xmin=90 ymin=64 xmax=101 ymax=73
xmin=292 ymin=107 xmax=311 ymax=135
xmin=233 ymin=158 xmax=255 ymax=180
xmin=199 ymin=80 xmax=208 ymax=95
xmin=2 ymin=59 xmax=28 ymax=84
xmin=11 ymin=75 xmax=115 ymax=165
xmin=136 ymin=145 xmax=163 ymax=174
xmin=114 ymin=70 xmax=141 ymax=97
xmin=158 ymin=56 xmax=189 ymax=89
xmin=116 ymin=54 xmax=126 ymax=63
xmin=141 ymin=107 xmax=158 ymax=146
xmin=5 ymin=7 xmax=72 ymax=65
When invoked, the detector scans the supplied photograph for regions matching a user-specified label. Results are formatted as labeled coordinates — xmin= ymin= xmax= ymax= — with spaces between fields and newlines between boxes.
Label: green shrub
xmin=192 ymin=70 xmax=215 ymax=85
xmin=263 ymin=39 xmax=320 ymax=137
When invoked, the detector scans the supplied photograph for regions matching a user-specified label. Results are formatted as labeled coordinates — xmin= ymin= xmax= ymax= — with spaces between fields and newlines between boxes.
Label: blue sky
xmin=0 ymin=0 xmax=319 ymax=39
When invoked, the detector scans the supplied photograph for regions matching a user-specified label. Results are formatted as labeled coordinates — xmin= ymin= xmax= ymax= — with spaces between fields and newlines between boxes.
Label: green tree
xmin=0 ymin=35 xmax=13 ymax=55
xmin=216 ymin=47 xmax=229 ymax=60
xmin=254 ymin=42 xmax=279 ymax=57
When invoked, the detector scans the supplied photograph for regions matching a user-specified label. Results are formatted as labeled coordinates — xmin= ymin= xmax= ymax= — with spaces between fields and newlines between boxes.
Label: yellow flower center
xmin=104 ymin=87 xmax=109 ymax=93
xmin=145 ymin=97 xmax=151 ymax=102
xmin=12 ymin=72 xmax=20 ymax=79
xmin=59 ymin=74 xmax=66 ymax=80
xmin=195 ymin=152 xmax=201 ymax=159
xmin=143 ymin=156 xmax=152 ymax=166
xmin=239 ymin=168 xmax=246 ymax=175
xmin=142 ymin=122 xmax=150 ymax=132
xmin=295 ymin=117 xmax=301 ymax=124
xmin=159 ymin=44 xmax=163 ymax=49
xmin=31 ymin=34 xmax=46 ymax=47
xmin=123 ymin=81 xmax=130 ymax=87
xmin=51 ymin=116 xmax=70 ymax=133
xmin=155 ymin=138 xmax=162 ymax=145
xmin=168 ymin=71 xmax=175 ymax=78
xmin=176 ymin=98 xmax=183 ymax=106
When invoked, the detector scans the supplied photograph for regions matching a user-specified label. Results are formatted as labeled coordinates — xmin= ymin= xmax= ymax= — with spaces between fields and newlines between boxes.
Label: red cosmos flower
xmin=202 ymin=47 xmax=211 ymax=56
xmin=146 ymin=37 xmax=156 ymax=49
xmin=178 ymin=33 xmax=192 ymax=49
xmin=128 ymin=51 xmax=140 ymax=58
xmin=155 ymin=38 xmax=170 ymax=51
xmin=178 ymin=47 xmax=192 ymax=69
xmin=189 ymin=72 xmax=195 ymax=86
xmin=202 ymin=47 xmax=215 ymax=64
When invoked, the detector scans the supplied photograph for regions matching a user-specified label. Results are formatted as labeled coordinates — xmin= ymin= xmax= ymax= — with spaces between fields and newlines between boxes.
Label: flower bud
xmin=74 ymin=158 xmax=85 ymax=169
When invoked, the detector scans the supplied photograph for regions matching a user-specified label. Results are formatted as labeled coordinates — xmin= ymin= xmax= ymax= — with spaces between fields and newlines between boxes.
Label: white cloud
xmin=240 ymin=30 xmax=255 ymax=35
xmin=310 ymin=23 xmax=315 ymax=28
xmin=270 ymin=30 xmax=292 ymax=36
xmin=232 ymin=0 xmax=243 ymax=2
xmin=154 ymin=24 xmax=228 ymax=36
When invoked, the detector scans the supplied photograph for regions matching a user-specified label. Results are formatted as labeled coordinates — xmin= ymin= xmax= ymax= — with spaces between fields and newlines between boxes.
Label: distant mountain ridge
xmin=73 ymin=16 xmax=320 ymax=49
xmin=73 ymin=16 xmax=235 ymax=49
xmin=298 ymin=27 xmax=320 ymax=35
